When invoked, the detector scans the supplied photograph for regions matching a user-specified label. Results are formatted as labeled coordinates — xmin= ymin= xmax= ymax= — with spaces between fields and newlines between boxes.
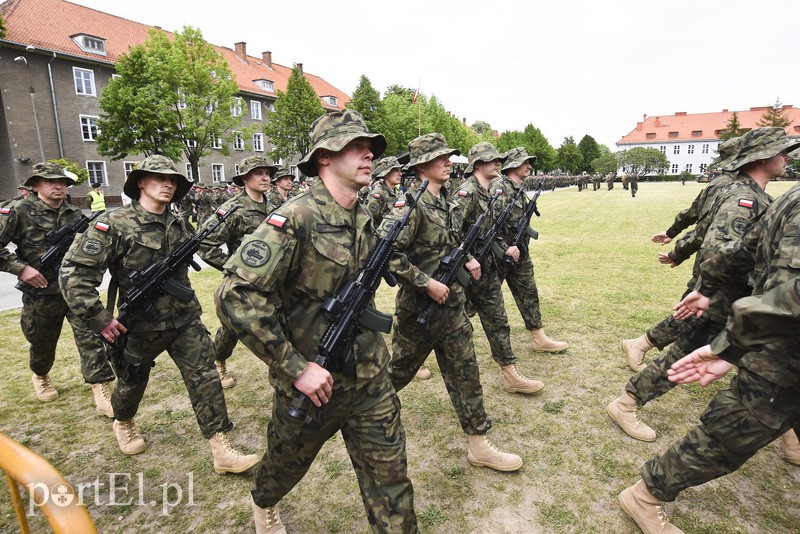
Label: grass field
xmin=0 ymin=181 xmax=798 ymax=533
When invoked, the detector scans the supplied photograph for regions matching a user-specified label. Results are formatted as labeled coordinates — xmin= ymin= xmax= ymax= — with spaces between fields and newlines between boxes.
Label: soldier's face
xmin=418 ymin=154 xmax=451 ymax=183
xmin=475 ymin=159 xmax=501 ymax=179
xmin=764 ymin=150 xmax=790 ymax=179
xmin=138 ymin=174 xmax=177 ymax=205
xmin=385 ymin=169 xmax=402 ymax=187
xmin=32 ymin=178 xmax=67 ymax=203
xmin=275 ymin=176 xmax=293 ymax=193
xmin=320 ymin=138 xmax=374 ymax=190
xmin=243 ymin=168 xmax=272 ymax=192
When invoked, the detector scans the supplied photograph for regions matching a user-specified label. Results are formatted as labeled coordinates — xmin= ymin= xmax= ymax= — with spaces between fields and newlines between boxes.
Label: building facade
xmin=0 ymin=0 xmax=351 ymax=204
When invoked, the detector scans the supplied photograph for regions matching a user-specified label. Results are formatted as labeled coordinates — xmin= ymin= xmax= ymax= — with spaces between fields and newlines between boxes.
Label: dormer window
xmin=71 ymin=34 xmax=107 ymax=56
xmin=254 ymin=79 xmax=274 ymax=92
xmin=322 ymin=95 xmax=337 ymax=107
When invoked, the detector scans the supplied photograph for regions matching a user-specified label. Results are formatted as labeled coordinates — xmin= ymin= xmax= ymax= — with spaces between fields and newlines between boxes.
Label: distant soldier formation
xmin=0 ymin=114 xmax=798 ymax=534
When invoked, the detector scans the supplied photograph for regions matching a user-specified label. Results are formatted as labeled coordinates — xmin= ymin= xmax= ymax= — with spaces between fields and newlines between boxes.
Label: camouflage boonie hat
xmin=232 ymin=156 xmax=278 ymax=186
xmin=124 ymin=155 xmax=192 ymax=201
xmin=371 ymin=156 xmax=402 ymax=181
xmin=17 ymin=184 xmax=33 ymax=192
xmin=25 ymin=162 xmax=75 ymax=187
xmin=406 ymin=133 xmax=460 ymax=169
xmin=501 ymin=147 xmax=537 ymax=174
xmin=297 ymin=109 xmax=386 ymax=177
xmin=724 ymin=127 xmax=800 ymax=171
xmin=272 ymin=167 xmax=294 ymax=182
xmin=715 ymin=136 xmax=744 ymax=169
xmin=464 ymin=142 xmax=505 ymax=174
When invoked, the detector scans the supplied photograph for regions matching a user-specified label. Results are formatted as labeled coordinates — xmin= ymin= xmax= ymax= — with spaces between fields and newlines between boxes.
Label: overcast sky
xmin=72 ymin=0 xmax=800 ymax=150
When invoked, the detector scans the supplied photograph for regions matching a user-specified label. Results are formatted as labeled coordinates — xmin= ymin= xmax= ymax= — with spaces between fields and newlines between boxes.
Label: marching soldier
xmin=265 ymin=167 xmax=294 ymax=212
xmin=364 ymin=156 xmax=401 ymax=227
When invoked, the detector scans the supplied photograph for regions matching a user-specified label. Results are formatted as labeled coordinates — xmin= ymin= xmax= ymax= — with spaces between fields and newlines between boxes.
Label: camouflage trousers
xmin=628 ymin=316 xmax=724 ymax=406
xmin=644 ymin=287 xmax=694 ymax=350
xmin=213 ymin=322 xmax=239 ymax=362
xmin=21 ymin=292 xmax=113 ymax=384
xmin=391 ymin=297 xmax=492 ymax=436
xmin=497 ymin=254 xmax=543 ymax=331
xmin=642 ymin=369 xmax=800 ymax=502
xmin=252 ymin=371 xmax=417 ymax=533
xmin=111 ymin=318 xmax=232 ymax=438
xmin=463 ymin=261 xmax=517 ymax=366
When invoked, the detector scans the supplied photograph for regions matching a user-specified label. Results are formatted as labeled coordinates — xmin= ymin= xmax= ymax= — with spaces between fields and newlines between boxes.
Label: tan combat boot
xmin=31 ymin=373 xmax=58 ymax=402
xmin=619 ymin=480 xmax=684 ymax=533
xmin=209 ymin=431 xmax=260 ymax=474
xmin=607 ymin=392 xmax=656 ymax=442
xmin=215 ymin=360 xmax=236 ymax=389
xmin=501 ymin=364 xmax=544 ymax=394
xmin=415 ymin=365 xmax=432 ymax=380
xmin=113 ymin=418 xmax=147 ymax=455
xmin=530 ymin=328 xmax=568 ymax=352
xmin=253 ymin=498 xmax=286 ymax=534
xmin=91 ymin=382 xmax=114 ymax=418
xmin=466 ymin=434 xmax=523 ymax=472
xmin=621 ymin=334 xmax=653 ymax=372
xmin=781 ymin=429 xmax=800 ymax=466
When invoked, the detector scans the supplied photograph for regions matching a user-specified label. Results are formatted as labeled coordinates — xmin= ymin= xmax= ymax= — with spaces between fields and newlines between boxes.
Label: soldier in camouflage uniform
xmin=495 ymin=147 xmax=568 ymax=353
xmin=0 ymin=184 xmax=33 ymax=208
xmin=198 ymin=156 xmax=278 ymax=390
xmin=195 ymin=183 xmax=213 ymax=226
xmin=454 ymin=142 xmax=545 ymax=395
xmin=59 ymin=155 xmax=259 ymax=474
xmin=0 ymin=163 xmax=114 ymax=414
xmin=622 ymin=137 xmax=744 ymax=371
xmin=620 ymin=146 xmax=800 ymax=534
xmin=177 ymin=183 xmax=198 ymax=230
xmin=364 ymin=156 xmax=401 ymax=226
xmin=216 ymin=110 xmax=417 ymax=534
xmin=265 ymin=167 xmax=294 ymax=213
xmin=608 ymin=128 xmax=799 ymax=445
xmin=379 ymin=133 xmax=523 ymax=474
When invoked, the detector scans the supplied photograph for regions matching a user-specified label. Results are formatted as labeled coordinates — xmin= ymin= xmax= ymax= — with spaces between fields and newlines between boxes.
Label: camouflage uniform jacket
xmin=493 ymin=176 xmax=532 ymax=260
xmin=216 ymin=179 xmax=389 ymax=393
xmin=699 ymin=182 xmax=800 ymax=390
xmin=266 ymin=189 xmax=289 ymax=213
xmin=451 ymin=176 xmax=503 ymax=265
xmin=197 ymin=192 xmax=270 ymax=270
xmin=364 ymin=180 xmax=398 ymax=227
xmin=59 ymin=202 xmax=201 ymax=333
xmin=379 ymin=187 xmax=466 ymax=313
xmin=178 ymin=190 xmax=195 ymax=217
xmin=0 ymin=195 xmax=83 ymax=294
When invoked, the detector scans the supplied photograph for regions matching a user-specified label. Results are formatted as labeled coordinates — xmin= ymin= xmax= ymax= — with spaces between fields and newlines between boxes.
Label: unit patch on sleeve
xmin=81 ymin=238 xmax=103 ymax=256
xmin=240 ymin=240 xmax=272 ymax=268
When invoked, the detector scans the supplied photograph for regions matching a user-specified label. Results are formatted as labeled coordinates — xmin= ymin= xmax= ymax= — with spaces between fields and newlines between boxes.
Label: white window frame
xmin=185 ymin=139 xmax=197 ymax=148
xmin=322 ymin=95 xmax=337 ymax=106
xmin=671 ymin=164 xmax=679 ymax=174
xmin=86 ymin=161 xmax=107 ymax=185
xmin=685 ymin=164 xmax=693 ymax=173
xmin=231 ymin=97 xmax=243 ymax=117
xmin=211 ymin=164 xmax=225 ymax=183
xmin=673 ymin=145 xmax=680 ymax=155
xmin=233 ymin=132 xmax=244 ymax=151
xmin=659 ymin=145 xmax=666 ymax=155
xmin=699 ymin=164 xmax=707 ymax=173
xmin=687 ymin=144 xmax=695 ymax=155
xmin=73 ymin=67 xmax=96 ymax=96
xmin=289 ymin=165 xmax=298 ymax=177
xmin=185 ymin=163 xmax=193 ymax=180
xmin=80 ymin=114 xmax=99 ymax=141
xmin=250 ymin=100 xmax=262 ymax=120
xmin=265 ymin=101 xmax=276 ymax=112
xmin=255 ymin=79 xmax=274 ymax=92
xmin=702 ymin=143 xmax=709 ymax=154
xmin=234 ymin=164 xmax=241 ymax=176
xmin=123 ymin=161 xmax=136 ymax=177
xmin=211 ymin=135 xmax=222 ymax=149
xmin=253 ymin=133 xmax=264 ymax=152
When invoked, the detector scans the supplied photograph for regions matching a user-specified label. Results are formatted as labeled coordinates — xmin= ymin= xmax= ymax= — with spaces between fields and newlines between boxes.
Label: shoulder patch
xmin=94 ymin=221 xmax=110 ymax=232
xmin=81 ymin=238 xmax=103 ymax=256
xmin=495 ymin=188 xmax=504 ymax=195
xmin=457 ymin=190 xmax=469 ymax=197
xmin=738 ymin=199 xmax=754 ymax=209
xmin=372 ymin=193 xmax=382 ymax=199
xmin=394 ymin=199 xmax=406 ymax=208
xmin=0 ymin=207 xmax=10 ymax=215
xmin=731 ymin=217 xmax=749 ymax=235
xmin=215 ymin=207 xmax=228 ymax=217
xmin=267 ymin=213 xmax=287 ymax=228
xmin=240 ymin=240 xmax=272 ymax=268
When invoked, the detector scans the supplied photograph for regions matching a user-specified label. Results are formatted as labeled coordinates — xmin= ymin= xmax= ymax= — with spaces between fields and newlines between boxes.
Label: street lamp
xmin=14 ymin=53 xmax=46 ymax=163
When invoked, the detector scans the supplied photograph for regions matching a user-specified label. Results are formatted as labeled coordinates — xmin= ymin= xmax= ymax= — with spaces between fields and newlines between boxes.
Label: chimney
xmin=722 ymin=108 xmax=728 ymax=113
xmin=295 ymin=62 xmax=303 ymax=76
xmin=462 ymin=117 xmax=466 ymax=124
xmin=262 ymin=51 xmax=273 ymax=69
xmin=635 ymin=122 xmax=643 ymax=130
xmin=643 ymin=114 xmax=647 ymax=121
xmin=235 ymin=42 xmax=248 ymax=62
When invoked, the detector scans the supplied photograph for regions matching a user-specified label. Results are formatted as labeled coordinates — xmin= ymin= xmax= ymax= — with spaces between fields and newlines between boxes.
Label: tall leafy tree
xmin=718 ymin=111 xmax=747 ymax=140
xmin=263 ymin=66 xmax=326 ymax=163
xmin=756 ymin=98 xmax=792 ymax=128
xmin=591 ymin=152 xmax=618 ymax=175
xmin=557 ymin=136 xmax=583 ymax=174
xmin=346 ymin=74 xmax=385 ymax=134
xmin=618 ymin=147 xmax=668 ymax=174
xmin=97 ymin=26 xmax=241 ymax=181
xmin=577 ymin=135 xmax=601 ymax=173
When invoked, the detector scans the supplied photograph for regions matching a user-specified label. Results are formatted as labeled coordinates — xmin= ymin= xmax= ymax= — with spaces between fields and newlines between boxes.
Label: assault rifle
xmin=474 ymin=185 xmax=525 ymax=266
xmin=503 ymin=186 xmax=542 ymax=268
xmin=287 ymin=180 xmax=430 ymax=423
xmin=15 ymin=211 xmax=102 ymax=293
xmin=416 ymin=189 xmax=501 ymax=327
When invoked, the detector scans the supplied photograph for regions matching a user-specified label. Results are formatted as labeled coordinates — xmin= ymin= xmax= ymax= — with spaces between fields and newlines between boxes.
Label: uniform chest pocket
xmin=772 ymin=223 xmax=800 ymax=270
xmin=295 ymin=231 xmax=353 ymax=300
xmin=123 ymin=233 xmax=163 ymax=272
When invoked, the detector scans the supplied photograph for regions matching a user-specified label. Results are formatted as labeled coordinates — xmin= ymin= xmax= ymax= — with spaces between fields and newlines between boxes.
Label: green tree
xmin=577 ymin=135 xmax=601 ymax=173
xmin=471 ymin=120 xmax=492 ymax=135
xmin=264 ymin=66 xmax=326 ymax=163
xmin=97 ymin=27 xmax=241 ymax=182
xmin=48 ymin=158 xmax=89 ymax=186
xmin=591 ymin=152 xmax=618 ymax=175
xmin=718 ymin=111 xmax=747 ymax=140
xmin=756 ymin=98 xmax=792 ymax=128
xmin=557 ymin=136 xmax=583 ymax=174
xmin=618 ymin=147 xmax=668 ymax=175
xmin=385 ymin=84 xmax=415 ymax=102
xmin=346 ymin=75 xmax=385 ymax=134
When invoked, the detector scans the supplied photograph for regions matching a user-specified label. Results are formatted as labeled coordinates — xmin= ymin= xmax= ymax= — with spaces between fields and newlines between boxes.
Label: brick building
xmin=616 ymin=106 xmax=800 ymax=176
xmin=0 ymin=0 xmax=350 ymax=204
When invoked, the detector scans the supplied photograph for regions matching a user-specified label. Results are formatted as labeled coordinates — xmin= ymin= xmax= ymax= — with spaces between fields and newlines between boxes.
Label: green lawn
xmin=0 ymin=181 xmax=798 ymax=533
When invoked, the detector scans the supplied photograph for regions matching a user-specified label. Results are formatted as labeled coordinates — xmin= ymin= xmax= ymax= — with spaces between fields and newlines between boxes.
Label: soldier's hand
xmin=426 ymin=279 xmax=450 ymax=305
xmin=465 ymin=258 xmax=481 ymax=281
xmin=100 ymin=319 xmax=128 ymax=343
xmin=673 ymin=290 xmax=710 ymax=320
xmin=504 ymin=246 xmax=520 ymax=262
xmin=667 ymin=344 xmax=733 ymax=386
xmin=19 ymin=265 xmax=47 ymax=289
xmin=651 ymin=232 xmax=672 ymax=244
xmin=294 ymin=362 xmax=333 ymax=408
xmin=657 ymin=252 xmax=678 ymax=268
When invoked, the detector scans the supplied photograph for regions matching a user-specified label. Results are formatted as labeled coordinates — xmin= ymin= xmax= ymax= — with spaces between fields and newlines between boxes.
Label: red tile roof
xmin=617 ymin=106 xmax=800 ymax=145
xmin=0 ymin=0 xmax=350 ymax=110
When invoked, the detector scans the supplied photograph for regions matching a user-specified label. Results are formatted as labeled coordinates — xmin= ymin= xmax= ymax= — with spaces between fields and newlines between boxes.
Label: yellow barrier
xmin=0 ymin=432 xmax=97 ymax=533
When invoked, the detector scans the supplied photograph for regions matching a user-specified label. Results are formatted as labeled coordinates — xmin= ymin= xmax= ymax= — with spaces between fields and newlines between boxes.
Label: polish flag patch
xmin=216 ymin=208 xmax=227 ymax=216
xmin=394 ymin=199 xmax=406 ymax=208
xmin=94 ymin=221 xmax=110 ymax=232
xmin=495 ymin=188 xmax=504 ymax=195
xmin=738 ymin=199 xmax=754 ymax=208
xmin=457 ymin=190 xmax=469 ymax=197
xmin=0 ymin=208 xmax=10 ymax=215
xmin=267 ymin=213 xmax=287 ymax=228
xmin=372 ymin=193 xmax=382 ymax=199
